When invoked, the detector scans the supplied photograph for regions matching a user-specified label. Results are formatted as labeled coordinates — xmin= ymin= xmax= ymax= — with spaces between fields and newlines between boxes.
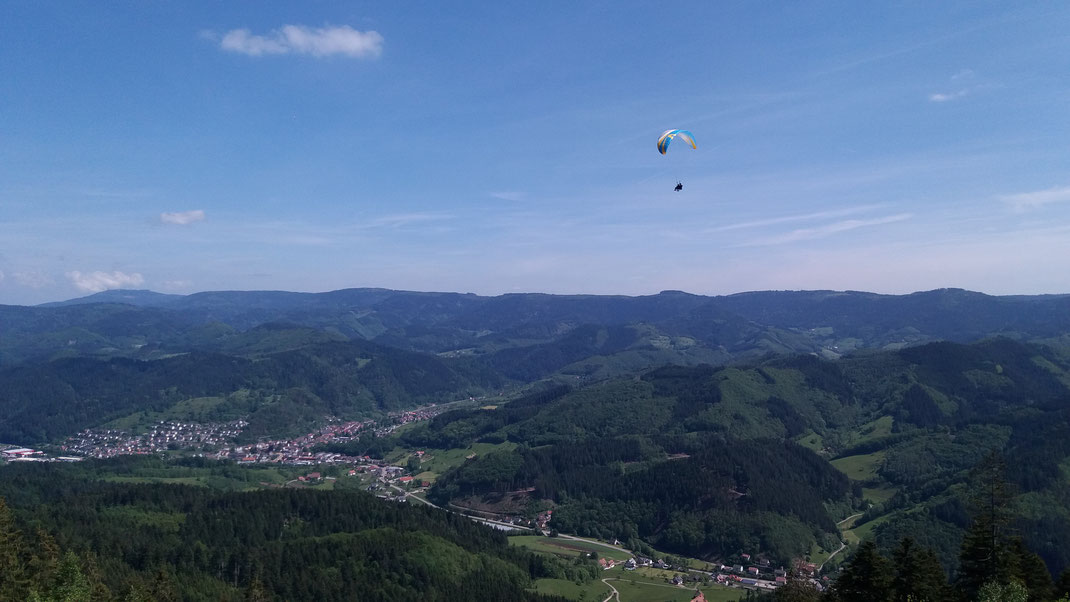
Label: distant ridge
xmin=39 ymin=289 xmax=186 ymax=308
xmin=5 ymin=285 xmax=1070 ymax=371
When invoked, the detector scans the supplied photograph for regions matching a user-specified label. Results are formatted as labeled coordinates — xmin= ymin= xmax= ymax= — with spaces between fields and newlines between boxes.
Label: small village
xmin=2 ymin=403 xmax=833 ymax=598
xmin=7 ymin=405 xmax=447 ymax=463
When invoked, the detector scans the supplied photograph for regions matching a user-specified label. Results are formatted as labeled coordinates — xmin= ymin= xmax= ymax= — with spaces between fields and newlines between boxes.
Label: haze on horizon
xmin=3 ymin=2 xmax=1070 ymax=306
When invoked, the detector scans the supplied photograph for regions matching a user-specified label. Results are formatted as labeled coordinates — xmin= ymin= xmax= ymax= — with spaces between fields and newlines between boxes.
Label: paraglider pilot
xmin=674 ymin=182 xmax=683 ymax=192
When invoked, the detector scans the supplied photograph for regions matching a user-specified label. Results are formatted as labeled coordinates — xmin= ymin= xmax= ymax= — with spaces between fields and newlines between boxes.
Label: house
xmin=747 ymin=567 xmax=760 ymax=575
xmin=398 ymin=475 xmax=414 ymax=484
xmin=733 ymin=565 xmax=744 ymax=574
xmin=672 ymin=575 xmax=684 ymax=586
xmin=624 ymin=558 xmax=636 ymax=570
xmin=776 ymin=576 xmax=788 ymax=585
xmin=1 ymin=448 xmax=36 ymax=457
xmin=690 ymin=591 xmax=707 ymax=602
xmin=741 ymin=553 xmax=751 ymax=561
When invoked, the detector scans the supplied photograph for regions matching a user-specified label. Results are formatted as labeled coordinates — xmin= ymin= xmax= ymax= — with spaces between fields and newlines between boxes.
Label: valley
xmin=2 ymin=287 xmax=1070 ymax=600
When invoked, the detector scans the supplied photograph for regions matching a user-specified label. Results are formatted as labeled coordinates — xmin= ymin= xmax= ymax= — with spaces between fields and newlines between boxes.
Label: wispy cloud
xmin=489 ymin=191 xmax=525 ymax=202
xmin=160 ymin=209 xmax=206 ymax=225
xmin=709 ymin=205 xmax=886 ymax=233
xmin=362 ymin=212 xmax=453 ymax=229
xmin=1000 ymin=185 xmax=1070 ymax=212
xmin=930 ymin=69 xmax=979 ymax=102
xmin=742 ymin=213 xmax=913 ymax=246
xmin=929 ymin=90 xmax=969 ymax=103
xmin=212 ymin=25 xmax=384 ymax=58
xmin=66 ymin=270 xmax=144 ymax=293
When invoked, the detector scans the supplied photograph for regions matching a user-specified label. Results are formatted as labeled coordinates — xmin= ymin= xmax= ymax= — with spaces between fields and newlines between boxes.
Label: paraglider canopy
xmin=657 ymin=129 xmax=696 ymax=155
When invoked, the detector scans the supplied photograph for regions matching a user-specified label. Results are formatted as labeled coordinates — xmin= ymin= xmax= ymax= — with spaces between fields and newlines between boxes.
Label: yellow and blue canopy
xmin=657 ymin=129 xmax=696 ymax=155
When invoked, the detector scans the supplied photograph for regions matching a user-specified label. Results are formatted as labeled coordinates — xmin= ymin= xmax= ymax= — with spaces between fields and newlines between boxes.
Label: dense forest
xmin=0 ymin=458 xmax=591 ymax=601
xmin=324 ymin=338 xmax=1070 ymax=577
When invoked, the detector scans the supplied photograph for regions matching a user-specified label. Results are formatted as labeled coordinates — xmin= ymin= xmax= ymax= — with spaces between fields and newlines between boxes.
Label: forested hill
xmin=6 ymin=287 xmax=1070 ymax=367
xmin=0 ymin=339 xmax=503 ymax=444
xmin=332 ymin=337 xmax=1070 ymax=574
xmin=0 ymin=459 xmax=581 ymax=601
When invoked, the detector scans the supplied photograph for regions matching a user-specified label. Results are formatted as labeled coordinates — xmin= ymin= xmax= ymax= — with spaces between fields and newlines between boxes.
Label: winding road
xmin=819 ymin=512 xmax=864 ymax=571
xmin=601 ymin=578 xmax=620 ymax=602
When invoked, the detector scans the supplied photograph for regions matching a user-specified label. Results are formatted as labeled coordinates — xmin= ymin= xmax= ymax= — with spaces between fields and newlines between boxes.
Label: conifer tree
xmin=957 ymin=452 xmax=1016 ymax=599
xmin=80 ymin=551 xmax=113 ymax=602
xmin=0 ymin=496 xmax=31 ymax=601
xmin=244 ymin=575 xmax=270 ymax=602
xmin=1009 ymin=538 xmax=1054 ymax=602
xmin=891 ymin=537 xmax=948 ymax=602
xmin=832 ymin=540 xmax=894 ymax=602
xmin=29 ymin=526 xmax=61 ymax=589
xmin=147 ymin=566 xmax=179 ymax=602
xmin=30 ymin=549 xmax=92 ymax=602
xmin=1056 ymin=567 xmax=1070 ymax=600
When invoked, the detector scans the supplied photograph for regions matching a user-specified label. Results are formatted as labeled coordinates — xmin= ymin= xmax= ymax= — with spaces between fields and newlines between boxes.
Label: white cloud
xmin=66 ymin=270 xmax=145 ymax=293
xmin=930 ymin=69 xmax=980 ymax=102
xmin=13 ymin=271 xmax=52 ymax=289
xmin=929 ymin=90 xmax=968 ymax=102
xmin=160 ymin=209 xmax=206 ymax=225
xmin=0 ymin=270 xmax=4 ymax=283
xmin=364 ymin=212 xmax=453 ymax=229
xmin=216 ymin=25 xmax=383 ymax=58
xmin=1000 ymin=185 xmax=1070 ymax=212
xmin=743 ymin=213 xmax=913 ymax=246
xmin=709 ymin=205 xmax=885 ymax=232
xmin=489 ymin=191 xmax=525 ymax=202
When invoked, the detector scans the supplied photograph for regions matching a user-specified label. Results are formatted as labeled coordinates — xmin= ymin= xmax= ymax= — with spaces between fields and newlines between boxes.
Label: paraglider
xmin=657 ymin=129 xmax=696 ymax=155
xmin=658 ymin=129 xmax=695 ymax=191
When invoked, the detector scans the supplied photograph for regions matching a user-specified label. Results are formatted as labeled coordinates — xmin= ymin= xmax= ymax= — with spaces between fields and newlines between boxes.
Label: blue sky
xmin=3 ymin=2 xmax=1070 ymax=305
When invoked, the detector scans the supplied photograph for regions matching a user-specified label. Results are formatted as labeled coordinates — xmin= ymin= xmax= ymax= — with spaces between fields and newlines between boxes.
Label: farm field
xmin=843 ymin=512 xmax=895 ymax=545
xmin=529 ymin=578 xmax=610 ymax=601
xmin=851 ymin=416 xmax=894 ymax=445
xmin=605 ymin=575 xmax=747 ymax=602
xmin=392 ymin=441 xmax=518 ymax=480
xmin=796 ymin=430 xmax=824 ymax=453
xmin=510 ymin=535 xmax=632 ymax=562
xmin=830 ymin=450 xmax=886 ymax=482
xmin=862 ymin=485 xmax=898 ymax=504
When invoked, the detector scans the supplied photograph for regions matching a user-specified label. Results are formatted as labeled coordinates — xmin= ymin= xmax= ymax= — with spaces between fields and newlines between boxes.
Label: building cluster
xmin=592 ymin=549 xmax=828 ymax=594
xmin=0 ymin=446 xmax=82 ymax=463
xmin=61 ymin=420 xmax=248 ymax=458
xmin=51 ymin=403 xmax=451 ymax=464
